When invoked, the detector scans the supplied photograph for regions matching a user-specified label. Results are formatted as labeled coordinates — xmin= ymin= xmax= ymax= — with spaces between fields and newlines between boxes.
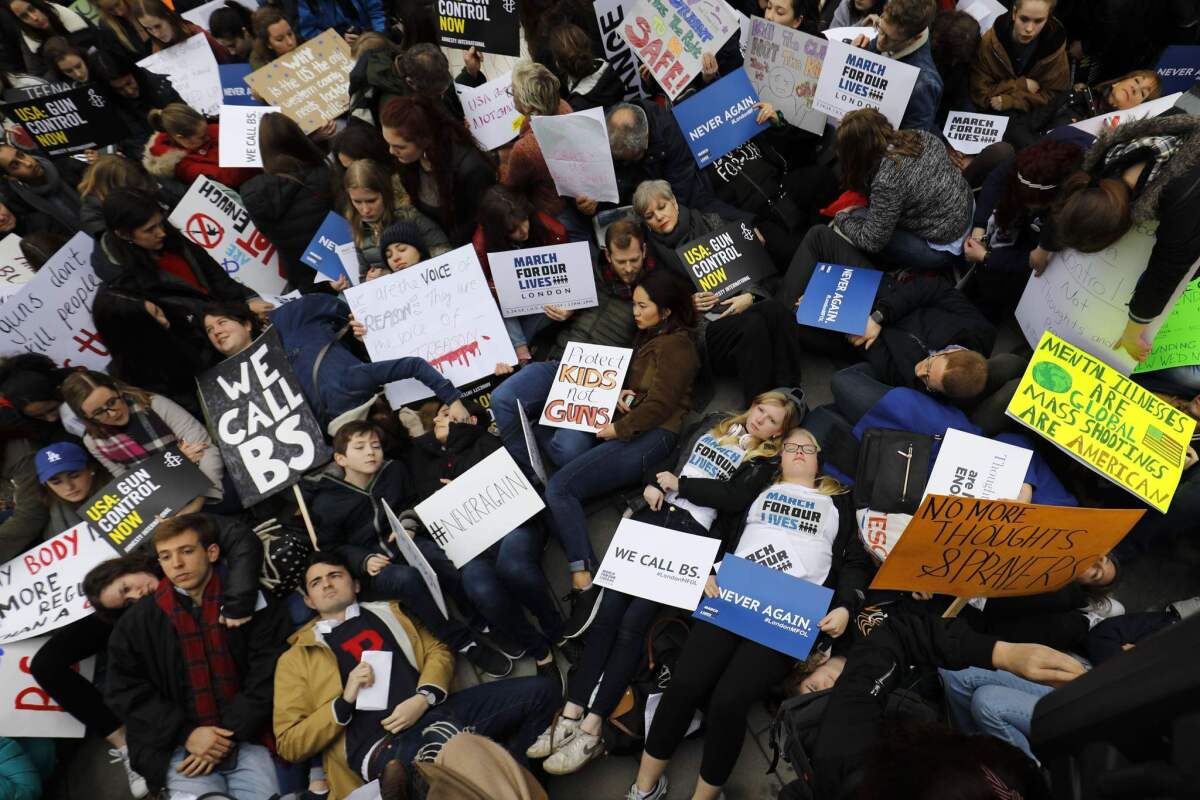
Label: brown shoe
xmin=379 ymin=758 xmax=409 ymax=800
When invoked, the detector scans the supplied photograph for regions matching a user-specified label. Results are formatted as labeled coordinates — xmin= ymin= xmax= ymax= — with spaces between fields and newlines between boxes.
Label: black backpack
xmin=604 ymin=615 xmax=693 ymax=755
xmin=255 ymin=518 xmax=315 ymax=599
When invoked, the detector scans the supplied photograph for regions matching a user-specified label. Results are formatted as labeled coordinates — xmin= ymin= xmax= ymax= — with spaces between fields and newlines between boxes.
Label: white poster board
xmin=218 ymin=104 xmax=281 ymax=168
xmin=540 ymin=342 xmax=632 ymax=433
xmin=594 ymin=518 xmax=720 ymax=609
xmin=924 ymin=429 xmax=1032 ymax=502
xmin=342 ymin=245 xmax=517 ymax=407
xmin=956 ymin=0 xmax=1006 ymax=33
xmin=943 ymin=110 xmax=1008 ymax=154
xmin=1069 ymin=92 xmax=1183 ymax=138
xmin=517 ymin=403 xmax=548 ymax=484
xmin=530 ymin=106 xmax=620 ymax=203
xmin=137 ymin=33 xmax=223 ymax=116
xmin=489 ymin=241 xmax=598 ymax=317
xmin=0 ymin=233 xmax=34 ymax=300
xmin=593 ymin=0 xmax=648 ymax=102
xmin=745 ymin=17 xmax=827 ymax=135
xmin=455 ymin=72 xmax=524 ymax=151
xmin=0 ymin=635 xmax=95 ymax=737
xmin=813 ymin=39 xmax=920 ymax=127
xmin=823 ymin=26 xmax=875 ymax=43
xmin=181 ymin=0 xmax=256 ymax=28
xmin=382 ymin=501 xmax=447 ymax=618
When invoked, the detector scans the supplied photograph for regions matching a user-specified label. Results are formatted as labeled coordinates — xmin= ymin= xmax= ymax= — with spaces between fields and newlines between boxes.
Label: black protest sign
xmin=83 ymin=447 xmax=213 ymax=555
xmin=437 ymin=0 xmax=520 ymax=57
xmin=676 ymin=221 xmax=773 ymax=300
xmin=2 ymin=87 xmax=128 ymax=158
xmin=197 ymin=327 xmax=332 ymax=506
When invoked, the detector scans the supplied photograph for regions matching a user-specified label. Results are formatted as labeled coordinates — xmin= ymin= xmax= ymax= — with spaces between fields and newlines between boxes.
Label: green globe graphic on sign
xmin=1032 ymin=361 xmax=1072 ymax=393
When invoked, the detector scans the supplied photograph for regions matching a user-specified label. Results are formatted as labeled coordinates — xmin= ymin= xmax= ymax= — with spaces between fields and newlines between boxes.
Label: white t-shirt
xmin=668 ymin=432 xmax=747 ymax=530
xmin=734 ymin=482 xmax=839 ymax=584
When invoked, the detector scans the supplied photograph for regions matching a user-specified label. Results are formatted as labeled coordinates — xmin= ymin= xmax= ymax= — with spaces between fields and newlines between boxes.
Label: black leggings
xmin=705 ymin=299 xmax=805 ymax=406
xmin=643 ymin=621 xmax=793 ymax=786
xmin=29 ymin=614 xmax=119 ymax=737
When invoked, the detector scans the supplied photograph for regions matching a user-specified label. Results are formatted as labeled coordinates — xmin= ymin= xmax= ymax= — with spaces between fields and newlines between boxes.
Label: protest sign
xmin=301 ymin=211 xmax=357 ymax=284
xmin=1068 ymin=92 xmax=1182 ymax=138
xmin=870 ymin=494 xmax=1144 ymax=597
xmin=456 ymin=72 xmax=524 ymax=151
xmin=595 ymin=518 xmax=720 ymax=609
xmin=0 ymin=233 xmax=108 ymax=370
xmin=540 ymin=342 xmax=632 ymax=433
xmin=169 ymin=175 xmax=287 ymax=297
xmin=1134 ymin=279 xmax=1200 ymax=374
xmin=694 ymin=555 xmax=832 ymax=659
xmin=0 ymin=636 xmax=95 ymax=737
xmin=795 ymin=263 xmax=883 ymax=335
xmin=182 ymin=0 xmax=256 ymax=28
xmin=138 ymin=33 xmax=223 ymax=116
xmin=619 ymin=0 xmax=739 ymax=100
xmin=0 ymin=524 xmax=111 ymax=645
xmin=219 ymin=63 xmax=263 ymax=106
xmin=198 ymin=328 xmax=332 ymax=506
xmin=745 ymin=17 xmax=827 ymax=134
xmin=1156 ymin=45 xmax=1200 ymax=95
xmin=489 ymin=240 xmax=598 ymax=317
xmin=382 ymin=501 xmax=448 ymax=617
xmin=414 ymin=448 xmax=544 ymax=568
xmin=218 ymin=104 xmax=280 ymax=168
xmin=594 ymin=0 xmax=648 ymax=102
xmin=531 ymin=107 xmax=620 ymax=204
xmin=344 ymin=245 xmax=517 ymax=407
xmin=813 ymin=39 xmax=919 ymax=127
xmin=0 ymin=233 xmax=33 ymax=300
xmin=676 ymin=221 xmax=772 ymax=300
xmin=925 ymin=429 xmax=1032 ymax=503
xmin=437 ymin=0 xmax=520 ymax=56
xmin=2 ymin=86 xmax=128 ymax=158
xmin=1006 ymin=331 xmax=1197 ymax=512
xmin=822 ymin=26 xmax=874 ymax=43
xmin=517 ymin=403 xmax=548 ymax=484
xmin=83 ymin=449 xmax=212 ymax=555
xmin=957 ymin=0 xmax=1005 ymax=32
xmin=943 ymin=110 xmax=1008 ymax=155
xmin=245 ymin=29 xmax=353 ymax=134
xmin=672 ymin=68 xmax=768 ymax=168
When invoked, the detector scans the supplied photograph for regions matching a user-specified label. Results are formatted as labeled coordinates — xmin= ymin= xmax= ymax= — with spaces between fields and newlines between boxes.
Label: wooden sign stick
xmin=942 ymin=596 xmax=970 ymax=619
xmin=294 ymin=484 xmax=318 ymax=551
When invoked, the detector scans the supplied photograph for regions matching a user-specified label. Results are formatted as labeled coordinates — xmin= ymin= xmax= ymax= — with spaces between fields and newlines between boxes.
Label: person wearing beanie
xmin=370 ymin=220 xmax=429 ymax=281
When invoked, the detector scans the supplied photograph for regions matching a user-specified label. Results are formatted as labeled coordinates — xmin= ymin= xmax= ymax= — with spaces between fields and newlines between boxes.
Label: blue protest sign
xmin=1156 ymin=46 xmax=1200 ymax=95
xmin=672 ymin=68 xmax=769 ymax=168
xmin=795 ymin=263 xmax=883 ymax=335
xmin=301 ymin=211 xmax=354 ymax=282
xmin=219 ymin=64 xmax=263 ymax=106
xmin=693 ymin=556 xmax=833 ymax=660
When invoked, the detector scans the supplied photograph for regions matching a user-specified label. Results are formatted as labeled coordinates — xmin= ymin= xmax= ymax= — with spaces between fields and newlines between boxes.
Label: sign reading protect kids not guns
xmin=1006 ymin=331 xmax=1197 ymax=512
xmin=540 ymin=342 xmax=633 ymax=433
xmin=869 ymin=495 xmax=1144 ymax=598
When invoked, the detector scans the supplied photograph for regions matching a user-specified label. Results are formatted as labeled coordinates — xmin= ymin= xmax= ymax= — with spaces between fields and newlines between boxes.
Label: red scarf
xmin=155 ymin=571 xmax=239 ymax=726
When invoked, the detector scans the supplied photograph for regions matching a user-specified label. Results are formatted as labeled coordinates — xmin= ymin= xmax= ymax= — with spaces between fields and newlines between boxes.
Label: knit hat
xmin=35 ymin=441 xmax=89 ymax=483
xmin=378 ymin=220 xmax=428 ymax=261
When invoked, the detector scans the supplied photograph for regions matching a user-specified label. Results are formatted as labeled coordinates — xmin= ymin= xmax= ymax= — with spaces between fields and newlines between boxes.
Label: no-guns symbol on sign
xmin=186 ymin=213 xmax=223 ymax=248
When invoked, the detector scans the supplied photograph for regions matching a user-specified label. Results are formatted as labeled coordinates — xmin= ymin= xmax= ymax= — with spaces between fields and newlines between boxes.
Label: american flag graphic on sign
xmin=1143 ymin=425 xmax=1184 ymax=466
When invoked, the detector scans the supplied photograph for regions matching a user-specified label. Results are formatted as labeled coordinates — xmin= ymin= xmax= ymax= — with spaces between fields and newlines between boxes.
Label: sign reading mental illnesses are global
xmin=245 ymin=29 xmax=354 ymax=134
xmin=745 ymin=17 xmax=827 ymax=135
xmin=594 ymin=0 xmax=648 ymax=102
xmin=676 ymin=221 xmax=773 ymax=300
xmin=2 ymin=86 xmax=128 ymax=157
xmin=619 ymin=0 xmax=740 ymax=100
xmin=436 ymin=0 xmax=521 ymax=56
xmin=489 ymin=240 xmax=598 ymax=317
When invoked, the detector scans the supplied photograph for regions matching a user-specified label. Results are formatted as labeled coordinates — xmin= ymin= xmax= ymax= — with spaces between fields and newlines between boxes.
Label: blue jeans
xmin=879 ymin=228 xmax=963 ymax=272
xmin=545 ymin=428 xmax=678 ymax=573
xmin=325 ymin=356 xmax=457 ymax=419
xmin=366 ymin=562 xmax=474 ymax=651
xmin=462 ymin=524 xmax=562 ymax=654
xmin=830 ymin=362 xmax=890 ymax=423
xmin=503 ymin=314 xmax=552 ymax=350
xmin=939 ymin=667 xmax=1051 ymax=760
xmin=165 ymin=742 xmax=278 ymax=799
xmin=490 ymin=361 xmax=596 ymax=477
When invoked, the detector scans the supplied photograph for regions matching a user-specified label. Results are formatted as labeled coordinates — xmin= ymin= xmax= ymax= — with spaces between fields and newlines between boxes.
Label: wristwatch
xmin=869 ymin=310 xmax=885 ymax=325
xmin=418 ymin=689 xmax=437 ymax=706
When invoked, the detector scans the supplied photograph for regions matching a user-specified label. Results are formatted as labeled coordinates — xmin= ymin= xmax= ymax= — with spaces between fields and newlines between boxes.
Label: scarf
xmin=155 ymin=571 xmax=240 ymax=726
xmin=90 ymin=396 xmax=176 ymax=464
xmin=1102 ymin=135 xmax=1181 ymax=189
xmin=23 ymin=156 xmax=81 ymax=212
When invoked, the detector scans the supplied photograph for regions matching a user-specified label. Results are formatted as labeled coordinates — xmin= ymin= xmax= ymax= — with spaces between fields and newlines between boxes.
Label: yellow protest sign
xmin=1005 ymin=331 xmax=1196 ymax=512
xmin=869 ymin=495 xmax=1143 ymax=598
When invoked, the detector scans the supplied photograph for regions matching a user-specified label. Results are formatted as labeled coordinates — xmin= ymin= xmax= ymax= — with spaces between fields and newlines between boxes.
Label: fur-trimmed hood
xmin=1084 ymin=113 xmax=1200 ymax=223
xmin=142 ymin=131 xmax=188 ymax=180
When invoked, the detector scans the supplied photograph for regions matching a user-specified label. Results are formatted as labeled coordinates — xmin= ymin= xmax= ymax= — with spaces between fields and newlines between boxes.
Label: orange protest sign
xmin=869 ymin=494 xmax=1144 ymax=598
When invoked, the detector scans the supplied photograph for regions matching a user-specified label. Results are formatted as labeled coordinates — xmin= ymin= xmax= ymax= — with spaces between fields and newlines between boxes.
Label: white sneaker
xmin=543 ymin=729 xmax=604 ymax=775
xmin=525 ymin=714 xmax=581 ymax=759
xmin=624 ymin=774 xmax=669 ymax=800
xmin=108 ymin=746 xmax=149 ymax=799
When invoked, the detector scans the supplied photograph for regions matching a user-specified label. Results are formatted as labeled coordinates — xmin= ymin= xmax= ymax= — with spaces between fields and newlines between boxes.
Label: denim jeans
xmin=165 ymin=742 xmax=279 ymax=800
xmin=503 ymin=314 xmax=552 ymax=350
xmin=879 ymin=228 xmax=963 ymax=272
xmin=829 ymin=362 xmax=890 ymax=424
xmin=365 ymin=562 xmax=474 ymax=651
xmin=326 ymin=356 xmax=457 ymax=419
xmin=462 ymin=524 xmax=562 ymax=654
xmin=490 ymin=361 xmax=596 ymax=477
xmin=545 ymin=428 xmax=678 ymax=573
xmin=939 ymin=667 xmax=1051 ymax=760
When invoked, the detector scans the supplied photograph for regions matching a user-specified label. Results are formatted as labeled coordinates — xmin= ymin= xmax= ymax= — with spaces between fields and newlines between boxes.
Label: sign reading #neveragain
xmin=490 ymin=240 xmax=598 ymax=317
xmin=746 ymin=17 xmax=827 ymax=135
xmin=0 ymin=636 xmax=95 ymax=738
xmin=677 ymin=221 xmax=772 ymax=300
xmin=594 ymin=0 xmax=648 ymax=102
xmin=813 ymin=39 xmax=919 ymax=127
xmin=942 ymin=110 xmax=1008 ymax=155
xmin=672 ymin=68 xmax=769 ymax=167
xmin=219 ymin=63 xmax=263 ymax=106
xmin=1006 ymin=331 xmax=1196 ymax=512
xmin=198 ymin=327 xmax=332 ymax=506
xmin=437 ymin=0 xmax=520 ymax=56
xmin=540 ymin=341 xmax=633 ymax=433
xmin=2 ymin=86 xmax=128 ymax=158
xmin=795 ymin=263 xmax=883 ymax=336
xmin=595 ymin=518 xmax=720 ymax=609
xmin=694 ymin=555 xmax=833 ymax=659
xmin=245 ymin=29 xmax=354 ymax=134
xmin=619 ymin=0 xmax=739 ymax=100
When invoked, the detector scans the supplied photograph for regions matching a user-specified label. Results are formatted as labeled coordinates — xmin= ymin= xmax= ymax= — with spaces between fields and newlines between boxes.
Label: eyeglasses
xmin=782 ymin=443 xmax=819 ymax=455
xmin=86 ymin=394 xmax=125 ymax=422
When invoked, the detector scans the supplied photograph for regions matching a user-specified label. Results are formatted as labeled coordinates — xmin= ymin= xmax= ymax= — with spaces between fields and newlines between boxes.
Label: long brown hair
xmin=259 ymin=112 xmax=325 ymax=175
xmin=1094 ymin=69 xmax=1162 ymax=112
xmin=61 ymin=370 xmax=152 ymax=435
xmin=78 ymin=153 xmax=157 ymax=201
xmin=342 ymin=159 xmax=398 ymax=247
xmin=129 ymin=0 xmax=192 ymax=45
xmin=835 ymin=108 xmax=924 ymax=195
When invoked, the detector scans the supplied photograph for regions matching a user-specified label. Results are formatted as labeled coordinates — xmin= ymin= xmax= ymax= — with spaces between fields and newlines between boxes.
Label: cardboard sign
xmin=693 ymin=555 xmax=832 ymax=659
xmin=0 ymin=233 xmax=34 ymax=300
xmin=957 ymin=0 xmax=1005 ymax=32
xmin=795 ymin=263 xmax=883 ymax=336
xmin=594 ymin=517 xmax=720 ymax=609
xmin=594 ymin=0 xmax=648 ymax=102
xmin=943 ymin=110 xmax=1008 ymax=155
xmin=813 ymin=39 xmax=920 ymax=127
xmin=2 ymin=86 xmax=128 ymax=157
xmin=619 ymin=0 xmax=739 ymax=100
xmin=437 ymin=0 xmax=520 ymax=56
xmin=539 ymin=341 xmax=632 ymax=433
xmin=489 ymin=240 xmax=598 ymax=317
xmin=343 ymin=244 xmax=517 ymax=407
xmin=198 ymin=327 xmax=332 ymax=506
xmin=137 ymin=33 xmax=223 ymax=116
xmin=517 ymin=403 xmax=548 ymax=484
xmin=1006 ymin=331 xmax=1197 ymax=512
xmin=1156 ymin=45 xmax=1200 ymax=95
xmin=745 ymin=17 xmax=827 ymax=135
xmin=217 ymin=104 xmax=280 ymax=168
xmin=1068 ymin=92 xmax=1183 ymax=139
xmin=219 ymin=63 xmax=263 ymax=106
xmin=413 ymin=448 xmax=544 ymax=568
xmin=870 ymin=494 xmax=1144 ymax=597
xmin=456 ymin=72 xmax=524 ymax=151
xmin=0 ymin=233 xmax=109 ymax=370
xmin=0 ymin=636 xmax=95 ymax=737
xmin=301 ymin=211 xmax=356 ymax=284
xmin=1134 ymin=279 xmax=1200 ymax=374
xmin=245 ymin=29 xmax=353 ymax=134
xmin=530 ymin=107 xmax=621 ymax=204
xmin=169 ymin=175 xmax=287 ymax=297
xmin=925 ymin=429 xmax=1032 ymax=502
xmin=676 ymin=221 xmax=771 ymax=300
xmin=673 ymin=69 xmax=768 ymax=169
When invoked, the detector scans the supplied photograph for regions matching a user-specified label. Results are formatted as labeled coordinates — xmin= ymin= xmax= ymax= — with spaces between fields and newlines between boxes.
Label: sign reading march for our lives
xmin=414 ymin=448 xmax=544 ymax=568
xmin=745 ymin=17 xmax=827 ymax=135
xmin=1006 ymin=331 xmax=1197 ymax=513
xmin=456 ymin=72 xmax=524 ymax=151
xmin=619 ymin=0 xmax=739 ymax=100
xmin=595 ymin=518 xmax=720 ymax=609
xmin=1134 ymin=279 xmax=1200 ymax=374
xmin=0 ymin=636 xmax=95 ymax=738
xmin=540 ymin=341 xmax=632 ymax=433
xmin=594 ymin=0 xmax=647 ymax=102
xmin=245 ymin=30 xmax=354 ymax=134
xmin=218 ymin=104 xmax=281 ymax=168
xmin=138 ymin=33 xmax=222 ymax=116
xmin=219 ymin=64 xmax=263 ymax=106
xmin=676 ymin=221 xmax=772 ymax=300
xmin=301 ymin=211 xmax=356 ymax=284
xmin=490 ymin=240 xmax=598 ymax=317
xmin=795 ymin=263 xmax=883 ymax=336
xmin=943 ymin=110 xmax=1008 ymax=155
xmin=694 ymin=556 xmax=832 ymax=659
xmin=870 ymin=495 xmax=1144 ymax=598
xmin=2 ymin=86 xmax=129 ymax=158
xmin=436 ymin=0 xmax=520 ymax=56
xmin=197 ymin=328 xmax=332 ymax=506
xmin=343 ymin=244 xmax=518 ymax=407
xmin=672 ymin=68 xmax=768 ymax=168
xmin=531 ymin=107 xmax=620 ymax=204
xmin=813 ymin=39 xmax=920 ymax=128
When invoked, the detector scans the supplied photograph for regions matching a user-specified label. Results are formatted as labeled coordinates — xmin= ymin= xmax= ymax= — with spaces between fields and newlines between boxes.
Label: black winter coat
xmin=405 ymin=421 xmax=500 ymax=501
xmin=406 ymin=141 xmax=497 ymax=246
xmin=241 ymin=163 xmax=336 ymax=292
xmin=308 ymin=460 xmax=416 ymax=577
xmin=565 ymin=59 xmax=628 ymax=112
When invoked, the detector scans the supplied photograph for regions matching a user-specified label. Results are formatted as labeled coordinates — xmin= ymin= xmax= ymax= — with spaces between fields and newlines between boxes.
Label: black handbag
xmin=853 ymin=428 xmax=938 ymax=514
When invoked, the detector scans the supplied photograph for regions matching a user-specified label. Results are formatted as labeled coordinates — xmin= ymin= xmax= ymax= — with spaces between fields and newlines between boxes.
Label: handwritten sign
xmin=300 ymin=211 xmax=356 ymax=284
xmin=218 ymin=104 xmax=280 ymax=168
xmin=245 ymin=29 xmax=353 ymax=134
xmin=956 ymin=0 xmax=1005 ymax=33
xmin=2 ymin=86 xmax=128 ymax=158
xmin=181 ymin=0 xmax=256 ymax=28
xmin=619 ymin=0 xmax=739 ymax=100
xmin=1134 ymin=279 xmax=1200 ymax=374
xmin=1006 ymin=331 xmax=1196 ymax=512
xmin=594 ymin=0 xmax=648 ymax=102
xmin=530 ymin=106 xmax=620 ymax=204
xmin=137 ymin=33 xmax=223 ymax=116
xmin=672 ymin=68 xmax=768 ymax=167
xmin=456 ymin=72 xmax=524 ymax=151
xmin=0 ymin=233 xmax=34 ymax=300
xmin=540 ymin=341 xmax=632 ymax=433
xmin=943 ymin=110 xmax=1008 ymax=155
xmin=746 ymin=17 xmax=826 ymax=135
xmin=813 ymin=39 xmax=919 ymax=127
xmin=795 ymin=263 xmax=883 ymax=335
xmin=595 ymin=517 xmax=720 ymax=609
xmin=437 ymin=0 xmax=520 ymax=56
xmin=677 ymin=221 xmax=772 ymax=300
xmin=489 ymin=240 xmax=598 ymax=317
xmin=0 ymin=636 xmax=95 ymax=737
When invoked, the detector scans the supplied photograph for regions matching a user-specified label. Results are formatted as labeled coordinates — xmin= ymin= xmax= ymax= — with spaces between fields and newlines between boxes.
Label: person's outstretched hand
xmin=992 ymin=641 xmax=1086 ymax=686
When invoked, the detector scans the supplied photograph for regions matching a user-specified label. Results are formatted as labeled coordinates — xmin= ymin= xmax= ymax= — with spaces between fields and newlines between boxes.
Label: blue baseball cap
xmin=35 ymin=442 xmax=89 ymax=484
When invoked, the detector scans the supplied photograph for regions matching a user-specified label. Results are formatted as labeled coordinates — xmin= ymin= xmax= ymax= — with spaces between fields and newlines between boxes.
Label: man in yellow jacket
xmin=273 ymin=552 xmax=560 ymax=800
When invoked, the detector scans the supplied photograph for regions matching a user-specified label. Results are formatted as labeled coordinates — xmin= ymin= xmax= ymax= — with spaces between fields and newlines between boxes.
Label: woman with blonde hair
xmin=341 ymin=158 xmax=449 ymax=278
xmin=78 ymin=154 xmax=164 ymax=236
xmin=143 ymin=102 xmax=256 ymax=189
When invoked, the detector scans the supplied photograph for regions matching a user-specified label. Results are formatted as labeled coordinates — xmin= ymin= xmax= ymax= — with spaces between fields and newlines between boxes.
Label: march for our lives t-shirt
xmin=669 ymin=432 xmax=747 ymax=530
xmin=735 ymin=482 xmax=839 ymax=584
